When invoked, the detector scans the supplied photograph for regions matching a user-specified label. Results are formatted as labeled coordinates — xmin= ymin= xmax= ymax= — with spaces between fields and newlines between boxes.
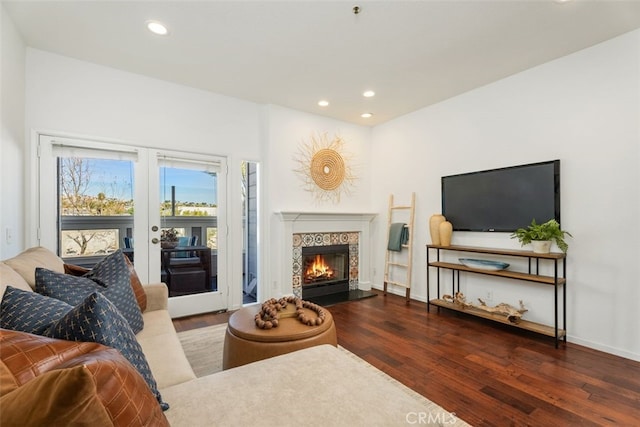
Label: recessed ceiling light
xmin=361 ymin=113 xmax=373 ymax=118
xmin=363 ymin=90 xmax=375 ymax=98
xmin=318 ymin=100 xmax=329 ymax=107
xmin=147 ymin=21 xmax=169 ymax=36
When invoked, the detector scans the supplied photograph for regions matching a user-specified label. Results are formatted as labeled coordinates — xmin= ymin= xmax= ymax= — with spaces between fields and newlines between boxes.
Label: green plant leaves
xmin=510 ymin=219 xmax=572 ymax=253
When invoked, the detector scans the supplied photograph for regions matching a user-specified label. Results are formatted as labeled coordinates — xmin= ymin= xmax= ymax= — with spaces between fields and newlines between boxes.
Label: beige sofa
xmin=1 ymin=247 xmax=469 ymax=426
xmin=0 ymin=246 xmax=197 ymax=392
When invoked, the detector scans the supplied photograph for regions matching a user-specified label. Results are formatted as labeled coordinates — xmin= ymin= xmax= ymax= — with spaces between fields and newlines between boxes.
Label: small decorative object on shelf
xmin=458 ymin=258 xmax=509 ymax=271
xmin=254 ymin=296 xmax=326 ymax=329
xmin=439 ymin=220 xmax=453 ymax=246
xmin=429 ymin=214 xmax=446 ymax=245
xmin=443 ymin=292 xmax=527 ymax=324
xmin=161 ymin=227 xmax=179 ymax=249
xmin=510 ymin=219 xmax=572 ymax=253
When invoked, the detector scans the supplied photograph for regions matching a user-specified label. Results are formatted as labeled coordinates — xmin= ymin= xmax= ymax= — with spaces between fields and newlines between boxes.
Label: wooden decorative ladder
xmin=383 ymin=192 xmax=415 ymax=304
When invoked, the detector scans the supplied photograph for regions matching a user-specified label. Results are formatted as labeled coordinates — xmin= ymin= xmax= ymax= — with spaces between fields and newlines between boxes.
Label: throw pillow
xmin=124 ymin=255 xmax=148 ymax=312
xmin=44 ymin=292 xmax=168 ymax=411
xmin=0 ymin=365 xmax=113 ymax=426
xmin=0 ymin=329 xmax=169 ymax=426
xmin=0 ymin=262 xmax=33 ymax=301
xmin=36 ymin=249 xmax=143 ymax=333
xmin=0 ymin=286 xmax=72 ymax=335
xmin=64 ymin=253 xmax=147 ymax=312
xmin=0 ymin=329 xmax=169 ymax=427
xmin=0 ymin=360 xmax=18 ymax=396
xmin=0 ymin=328 xmax=108 ymax=385
xmin=2 ymin=246 xmax=65 ymax=289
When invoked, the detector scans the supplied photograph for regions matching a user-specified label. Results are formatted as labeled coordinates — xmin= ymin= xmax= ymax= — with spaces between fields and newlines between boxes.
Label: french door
xmin=151 ymin=150 xmax=227 ymax=317
xmin=37 ymin=134 xmax=227 ymax=317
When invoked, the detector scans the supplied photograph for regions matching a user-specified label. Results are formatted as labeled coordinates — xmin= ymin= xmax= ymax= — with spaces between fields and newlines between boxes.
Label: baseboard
xmin=371 ymin=284 xmax=428 ymax=303
xmin=567 ymin=335 xmax=640 ymax=363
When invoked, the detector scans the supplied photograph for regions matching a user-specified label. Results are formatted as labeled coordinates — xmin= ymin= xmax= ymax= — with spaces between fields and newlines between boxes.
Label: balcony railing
xmin=59 ymin=215 xmax=218 ymax=265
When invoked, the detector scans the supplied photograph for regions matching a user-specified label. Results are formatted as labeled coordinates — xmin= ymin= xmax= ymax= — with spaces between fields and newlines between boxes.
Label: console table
xmin=427 ymin=244 xmax=567 ymax=347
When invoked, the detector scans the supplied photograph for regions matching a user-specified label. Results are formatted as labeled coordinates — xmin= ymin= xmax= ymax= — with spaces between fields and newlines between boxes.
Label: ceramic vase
xmin=429 ymin=214 xmax=446 ymax=245
xmin=439 ymin=221 xmax=453 ymax=247
xmin=531 ymin=240 xmax=551 ymax=254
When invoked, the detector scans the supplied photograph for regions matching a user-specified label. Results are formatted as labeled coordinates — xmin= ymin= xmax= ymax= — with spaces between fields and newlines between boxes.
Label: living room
xmin=1 ymin=2 xmax=639 ymax=421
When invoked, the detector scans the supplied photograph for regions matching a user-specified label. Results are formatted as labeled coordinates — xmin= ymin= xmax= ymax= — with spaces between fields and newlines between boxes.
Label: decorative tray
xmin=458 ymin=258 xmax=509 ymax=271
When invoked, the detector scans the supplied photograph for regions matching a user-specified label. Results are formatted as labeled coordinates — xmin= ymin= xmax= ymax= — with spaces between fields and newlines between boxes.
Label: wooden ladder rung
xmin=388 ymin=262 xmax=408 ymax=268
xmin=391 ymin=205 xmax=412 ymax=210
xmin=385 ymin=280 xmax=409 ymax=288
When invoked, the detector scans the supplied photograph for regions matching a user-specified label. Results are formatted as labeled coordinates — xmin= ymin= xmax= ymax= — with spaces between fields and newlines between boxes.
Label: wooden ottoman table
xmin=222 ymin=302 xmax=337 ymax=370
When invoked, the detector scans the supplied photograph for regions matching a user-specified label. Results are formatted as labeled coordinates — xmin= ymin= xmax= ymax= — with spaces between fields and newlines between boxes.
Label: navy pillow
xmin=0 ymin=286 xmax=72 ymax=335
xmin=45 ymin=292 xmax=168 ymax=411
xmin=35 ymin=249 xmax=144 ymax=334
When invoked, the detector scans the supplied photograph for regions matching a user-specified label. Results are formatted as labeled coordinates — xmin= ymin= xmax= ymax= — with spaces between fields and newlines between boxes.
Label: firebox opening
xmin=304 ymin=254 xmax=336 ymax=283
xmin=301 ymin=244 xmax=349 ymax=299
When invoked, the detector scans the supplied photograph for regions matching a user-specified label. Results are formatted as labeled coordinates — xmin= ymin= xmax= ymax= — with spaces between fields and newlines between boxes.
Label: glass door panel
xmin=38 ymin=136 xmax=138 ymax=269
xmin=58 ymin=158 xmax=135 ymax=265
xmin=242 ymin=161 xmax=259 ymax=304
xmin=155 ymin=153 xmax=227 ymax=317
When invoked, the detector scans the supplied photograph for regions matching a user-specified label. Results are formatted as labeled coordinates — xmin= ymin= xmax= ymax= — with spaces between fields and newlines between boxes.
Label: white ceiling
xmin=4 ymin=0 xmax=640 ymax=126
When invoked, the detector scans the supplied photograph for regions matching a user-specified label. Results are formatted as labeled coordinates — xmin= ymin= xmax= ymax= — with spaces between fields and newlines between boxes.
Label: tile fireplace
xmin=278 ymin=212 xmax=377 ymax=298
xmin=295 ymin=234 xmax=356 ymax=299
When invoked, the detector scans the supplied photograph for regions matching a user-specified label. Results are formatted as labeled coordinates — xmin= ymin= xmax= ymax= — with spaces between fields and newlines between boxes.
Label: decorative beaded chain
xmin=254 ymin=296 xmax=326 ymax=329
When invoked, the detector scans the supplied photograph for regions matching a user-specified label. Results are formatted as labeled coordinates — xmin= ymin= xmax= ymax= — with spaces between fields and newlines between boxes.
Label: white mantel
xmin=278 ymin=211 xmax=377 ymax=227
xmin=277 ymin=212 xmax=377 ymax=296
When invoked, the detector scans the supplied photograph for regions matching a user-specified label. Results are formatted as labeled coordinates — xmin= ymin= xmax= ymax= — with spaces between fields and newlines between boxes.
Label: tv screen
xmin=442 ymin=160 xmax=560 ymax=232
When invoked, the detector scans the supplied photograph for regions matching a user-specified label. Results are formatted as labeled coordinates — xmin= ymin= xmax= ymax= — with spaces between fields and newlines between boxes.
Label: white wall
xmin=371 ymin=30 xmax=640 ymax=361
xmin=25 ymin=49 xmax=262 ymax=154
xmin=0 ymin=5 xmax=26 ymax=258
xmin=263 ymin=105 xmax=372 ymax=297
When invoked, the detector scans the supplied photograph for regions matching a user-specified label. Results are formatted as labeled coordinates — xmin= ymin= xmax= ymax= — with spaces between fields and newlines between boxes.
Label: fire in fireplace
xmin=301 ymin=244 xmax=349 ymax=299
xmin=304 ymin=255 xmax=336 ymax=283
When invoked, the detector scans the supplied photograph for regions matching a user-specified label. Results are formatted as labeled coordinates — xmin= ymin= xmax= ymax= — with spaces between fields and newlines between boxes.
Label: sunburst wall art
xmin=294 ymin=133 xmax=356 ymax=203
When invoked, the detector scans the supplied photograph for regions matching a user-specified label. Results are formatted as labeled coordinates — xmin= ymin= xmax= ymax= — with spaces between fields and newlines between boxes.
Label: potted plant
xmin=161 ymin=227 xmax=179 ymax=249
xmin=510 ymin=219 xmax=572 ymax=254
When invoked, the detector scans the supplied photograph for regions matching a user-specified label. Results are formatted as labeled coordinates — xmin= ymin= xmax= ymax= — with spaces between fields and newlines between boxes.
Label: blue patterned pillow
xmin=0 ymin=286 xmax=72 ymax=335
xmin=35 ymin=249 xmax=143 ymax=334
xmin=45 ymin=292 xmax=168 ymax=411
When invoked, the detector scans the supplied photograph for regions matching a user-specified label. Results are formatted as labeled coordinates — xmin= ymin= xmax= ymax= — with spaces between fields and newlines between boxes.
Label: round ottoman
xmin=222 ymin=303 xmax=337 ymax=369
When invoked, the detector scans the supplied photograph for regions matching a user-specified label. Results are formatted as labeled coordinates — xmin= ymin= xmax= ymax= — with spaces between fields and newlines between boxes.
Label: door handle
xmin=151 ymin=225 xmax=159 ymax=232
xmin=152 ymin=238 xmax=159 ymax=244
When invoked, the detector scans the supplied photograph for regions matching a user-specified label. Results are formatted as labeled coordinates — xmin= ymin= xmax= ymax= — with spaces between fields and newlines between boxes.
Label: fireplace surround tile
xmin=292 ymin=232 xmax=358 ymax=297
xmin=278 ymin=212 xmax=376 ymax=298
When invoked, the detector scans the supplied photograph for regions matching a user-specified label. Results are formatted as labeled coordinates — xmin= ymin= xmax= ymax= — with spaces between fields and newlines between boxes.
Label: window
xmin=58 ymin=156 xmax=134 ymax=259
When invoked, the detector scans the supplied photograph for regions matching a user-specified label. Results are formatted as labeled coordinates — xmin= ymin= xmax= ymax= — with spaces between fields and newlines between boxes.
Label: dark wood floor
xmin=173 ymin=290 xmax=640 ymax=426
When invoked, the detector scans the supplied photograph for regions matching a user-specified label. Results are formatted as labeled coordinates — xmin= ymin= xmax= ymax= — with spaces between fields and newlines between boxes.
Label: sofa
xmin=1 ymin=246 xmax=195 ymax=425
xmin=1 ymin=247 xmax=469 ymax=426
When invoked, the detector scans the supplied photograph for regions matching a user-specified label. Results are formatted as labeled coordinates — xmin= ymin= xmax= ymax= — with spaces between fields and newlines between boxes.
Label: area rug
xmin=176 ymin=324 xmax=470 ymax=426
xmin=177 ymin=323 xmax=227 ymax=377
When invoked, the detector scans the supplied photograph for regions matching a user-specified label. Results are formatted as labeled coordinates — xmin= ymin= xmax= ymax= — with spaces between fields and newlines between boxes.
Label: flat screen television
xmin=441 ymin=160 xmax=560 ymax=232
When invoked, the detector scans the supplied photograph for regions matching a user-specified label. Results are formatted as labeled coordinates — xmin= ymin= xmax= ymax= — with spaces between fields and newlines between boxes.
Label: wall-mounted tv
xmin=441 ymin=160 xmax=560 ymax=232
